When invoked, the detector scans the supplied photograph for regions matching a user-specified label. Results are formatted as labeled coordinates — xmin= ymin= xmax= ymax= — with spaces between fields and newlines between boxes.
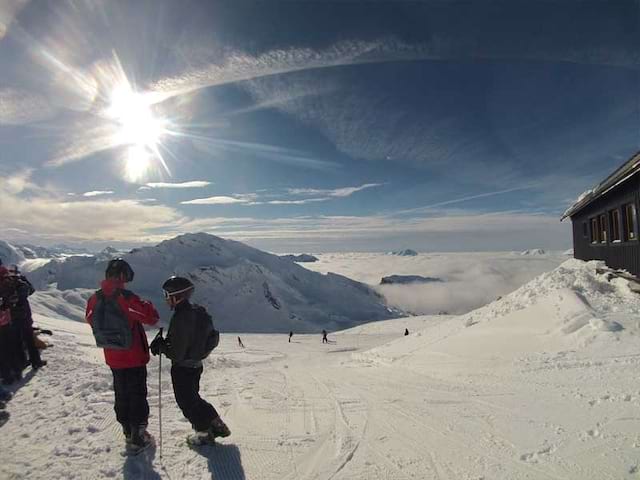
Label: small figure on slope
xmin=150 ymin=276 xmax=229 ymax=447
xmin=237 ymin=336 xmax=244 ymax=348
xmin=85 ymin=259 xmax=159 ymax=454
xmin=322 ymin=329 xmax=328 ymax=344
xmin=288 ymin=331 xmax=293 ymax=343
xmin=404 ymin=328 xmax=409 ymax=336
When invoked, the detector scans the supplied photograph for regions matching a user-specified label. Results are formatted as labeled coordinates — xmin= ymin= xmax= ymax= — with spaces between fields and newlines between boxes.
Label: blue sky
xmin=0 ymin=0 xmax=638 ymax=252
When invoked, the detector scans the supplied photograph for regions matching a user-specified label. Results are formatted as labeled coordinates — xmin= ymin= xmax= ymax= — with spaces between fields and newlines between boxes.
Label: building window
xmin=599 ymin=214 xmax=607 ymax=243
xmin=582 ymin=222 xmax=588 ymax=238
xmin=590 ymin=218 xmax=598 ymax=243
xmin=624 ymin=203 xmax=638 ymax=241
xmin=609 ymin=209 xmax=621 ymax=242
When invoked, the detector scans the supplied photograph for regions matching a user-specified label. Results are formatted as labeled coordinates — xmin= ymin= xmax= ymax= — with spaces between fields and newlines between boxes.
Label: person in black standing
xmin=0 ymin=267 xmax=23 ymax=384
xmin=322 ymin=329 xmax=328 ymax=344
xmin=288 ymin=331 xmax=293 ymax=343
xmin=404 ymin=328 xmax=409 ymax=336
xmin=7 ymin=265 xmax=45 ymax=370
xmin=151 ymin=276 xmax=230 ymax=446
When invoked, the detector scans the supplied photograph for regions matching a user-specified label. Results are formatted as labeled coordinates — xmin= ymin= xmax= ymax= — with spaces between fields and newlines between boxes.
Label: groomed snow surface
xmin=3 ymin=258 xmax=640 ymax=479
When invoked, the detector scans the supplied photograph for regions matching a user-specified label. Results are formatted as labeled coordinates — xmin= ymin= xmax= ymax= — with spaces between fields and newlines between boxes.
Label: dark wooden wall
xmin=570 ymin=173 xmax=640 ymax=276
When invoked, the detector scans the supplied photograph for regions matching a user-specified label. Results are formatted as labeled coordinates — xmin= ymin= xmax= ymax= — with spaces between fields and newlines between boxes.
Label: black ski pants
xmin=14 ymin=317 xmax=41 ymax=366
xmin=0 ymin=325 xmax=23 ymax=381
xmin=111 ymin=366 xmax=149 ymax=429
xmin=171 ymin=365 xmax=218 ymax=432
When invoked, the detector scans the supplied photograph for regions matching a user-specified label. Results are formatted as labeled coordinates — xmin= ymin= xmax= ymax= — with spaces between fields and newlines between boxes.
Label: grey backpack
xmin=91 ymin=290 xmax=133 ymax=350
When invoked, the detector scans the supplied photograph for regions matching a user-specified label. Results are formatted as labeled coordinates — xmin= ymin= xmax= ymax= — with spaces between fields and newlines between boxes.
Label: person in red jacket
xmin=85 ymin=258 xmax=159 ymax=451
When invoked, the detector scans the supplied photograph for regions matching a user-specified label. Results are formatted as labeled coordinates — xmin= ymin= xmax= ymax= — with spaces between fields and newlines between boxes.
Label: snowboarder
xmin=404 ymin=328 xmax=409 ymax=336
xmin=289 ymin=331 xmax=293 ymax=343
xmin=85 ymin=259 xmax=159 ymax=454
xmin=150 ymin=276 xmax=230 ymax=446
xmin=7 ymin=266 xmax=45 ymax=370
xmin=237 ymin=336 xmax=244 ymax=348
xmin=322 ymin=329 xmax=328 ymax=344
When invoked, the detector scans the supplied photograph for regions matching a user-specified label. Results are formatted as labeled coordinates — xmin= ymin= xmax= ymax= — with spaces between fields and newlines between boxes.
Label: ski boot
xmin=32 ymin=360 xmax=47 ymax=370
xmin=208 ymin=416 xmax=231 ymax=439
xmin=186 ymin=430 xmax=215 ymax=447
xmin=122 ymin=425 xmax=132 ymax=444
xmin=126 ymin=425 xmax=152 ymax=455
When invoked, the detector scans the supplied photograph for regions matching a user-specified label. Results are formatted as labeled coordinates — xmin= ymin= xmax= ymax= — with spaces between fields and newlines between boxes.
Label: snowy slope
xmin=25 ymin=233 xmax=398 ymax=332
xmin=3 ymin=258 xmax=640 ymax=479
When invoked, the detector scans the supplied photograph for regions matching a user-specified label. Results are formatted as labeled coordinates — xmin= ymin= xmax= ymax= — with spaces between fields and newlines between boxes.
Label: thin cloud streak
xmin=142 ymin=181 xmax=212 ymax=189
xmin=181 ymin=194 xmax=257 ymax=205
xmin=393 ymin=184 xmax=540 ymax=216
xmin=82 ymin=190 xmax=114 ymax=197
xmin=288 ymin=183 xmax=383 ymax=198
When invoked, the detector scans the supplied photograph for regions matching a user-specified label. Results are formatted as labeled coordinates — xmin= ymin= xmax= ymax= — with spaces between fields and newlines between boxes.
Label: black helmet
xmin=105 ymin=258 xmax=134 ymax=282
xmin=162 ymin=276 xmax=194 ymax=299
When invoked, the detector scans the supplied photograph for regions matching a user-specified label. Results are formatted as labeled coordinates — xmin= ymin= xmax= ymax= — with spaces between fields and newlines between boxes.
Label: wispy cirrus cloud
xmin=288 ymin=183 xmax=383 ymax=198
xmin=82 ymin=190 xmax=114 ymax=197
xmin=181 ymin=194 xmax=257 ymax=205
xmin=141 ymin=181 xmax=212 ymax=190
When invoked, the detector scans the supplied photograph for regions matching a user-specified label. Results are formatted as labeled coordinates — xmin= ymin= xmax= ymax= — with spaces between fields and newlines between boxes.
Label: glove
xmin=150 ymin=336 xmax=166 ymax=356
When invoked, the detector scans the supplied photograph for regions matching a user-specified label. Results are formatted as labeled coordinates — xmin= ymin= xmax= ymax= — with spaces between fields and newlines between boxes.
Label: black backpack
xmin=193 ymin=305 xmax=219 ymax=359
xmin=91 ymin=290 xmax=133 ymax=350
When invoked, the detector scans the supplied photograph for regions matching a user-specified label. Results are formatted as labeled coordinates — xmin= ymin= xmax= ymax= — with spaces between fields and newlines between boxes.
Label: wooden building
xmin=562 ymin=151 xmax=640 ymax=276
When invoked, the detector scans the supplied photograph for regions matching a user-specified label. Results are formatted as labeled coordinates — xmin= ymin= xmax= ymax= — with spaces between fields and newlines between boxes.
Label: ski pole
xmin=158 ymin=327 xmax=163 ymax=459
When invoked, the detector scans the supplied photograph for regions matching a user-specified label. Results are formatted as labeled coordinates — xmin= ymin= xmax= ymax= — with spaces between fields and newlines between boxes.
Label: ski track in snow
xmin=3 ymin=259 xmax=640 ymax=479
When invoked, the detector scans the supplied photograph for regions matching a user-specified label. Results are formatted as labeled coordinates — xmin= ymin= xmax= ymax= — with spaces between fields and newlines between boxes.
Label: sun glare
xmin=106 ymin=84 xmax=168 ymax=181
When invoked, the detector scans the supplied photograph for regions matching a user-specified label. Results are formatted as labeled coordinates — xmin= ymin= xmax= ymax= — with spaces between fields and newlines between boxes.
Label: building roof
xmin=561 ymin=150 xmax=640 ymax=221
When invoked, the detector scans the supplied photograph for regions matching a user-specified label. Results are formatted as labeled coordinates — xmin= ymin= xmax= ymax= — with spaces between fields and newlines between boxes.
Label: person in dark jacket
xmin=322 ymin=329 xmax=328 ymax=344
xmin=85 ymin=259 xmax=159 ymax=451
xmin=7 ymin=265 xmax=44 ymax=369
xmin=151 ymin=276 xmax=230 ymax=446
xmin=0 ymin=267 xmax=23 ymax=384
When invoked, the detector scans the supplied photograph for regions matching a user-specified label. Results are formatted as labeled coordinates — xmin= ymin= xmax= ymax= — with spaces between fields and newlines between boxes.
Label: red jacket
xmin=85 ymin=279 xmax=159 ymax=369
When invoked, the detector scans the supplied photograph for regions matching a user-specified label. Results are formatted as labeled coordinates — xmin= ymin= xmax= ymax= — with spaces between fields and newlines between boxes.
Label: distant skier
xmin=404 ymin=328 xmax=409 ymax=336
xmin=289 ymin=331 xmax=293 ymax=343
xmin=322 ymin=329 xmax=328 ymax=344
xmin=237 ymin=336 xmax=245 ymax=348
xmin=85 ymin=259 xmax=159 ymax=454
xmin=151 ymin=276 xmax=229 ymax=446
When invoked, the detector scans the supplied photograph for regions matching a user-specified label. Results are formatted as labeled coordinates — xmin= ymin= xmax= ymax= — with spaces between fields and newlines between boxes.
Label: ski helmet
xmin=162 ymin=276 xmax=194 ymax=307
xmin=105 ymin=258 xmax=134 ymax=282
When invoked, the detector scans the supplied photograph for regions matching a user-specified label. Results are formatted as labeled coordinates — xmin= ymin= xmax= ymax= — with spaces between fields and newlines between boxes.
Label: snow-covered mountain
xmin=0 ymin=240 xmax=25 ymax=266
xmin=27 ymin=233 xmax=400 ymax=332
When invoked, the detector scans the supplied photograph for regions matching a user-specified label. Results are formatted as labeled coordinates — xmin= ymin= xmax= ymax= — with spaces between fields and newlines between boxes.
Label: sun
xmin=106 ymin=84 xmax=168 ymax=181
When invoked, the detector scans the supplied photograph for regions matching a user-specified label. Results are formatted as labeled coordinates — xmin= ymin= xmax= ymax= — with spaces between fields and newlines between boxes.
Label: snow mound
xmin=461 ymin=259 xmax=637 ymax=327
xmin=357 ymin=259 xmax=640 ymax=365
xmin=27 ymin=233 xmax=400 ymax=332
xmin=564 ymin=248 xmax=574 ymax=255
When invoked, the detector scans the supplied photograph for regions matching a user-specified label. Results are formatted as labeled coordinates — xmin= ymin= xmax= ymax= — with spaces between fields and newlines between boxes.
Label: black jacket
xmin=165 ymin=300 xmax=214 ymax=368
xmin=8 ymin=276 xmax=34 ymax=324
